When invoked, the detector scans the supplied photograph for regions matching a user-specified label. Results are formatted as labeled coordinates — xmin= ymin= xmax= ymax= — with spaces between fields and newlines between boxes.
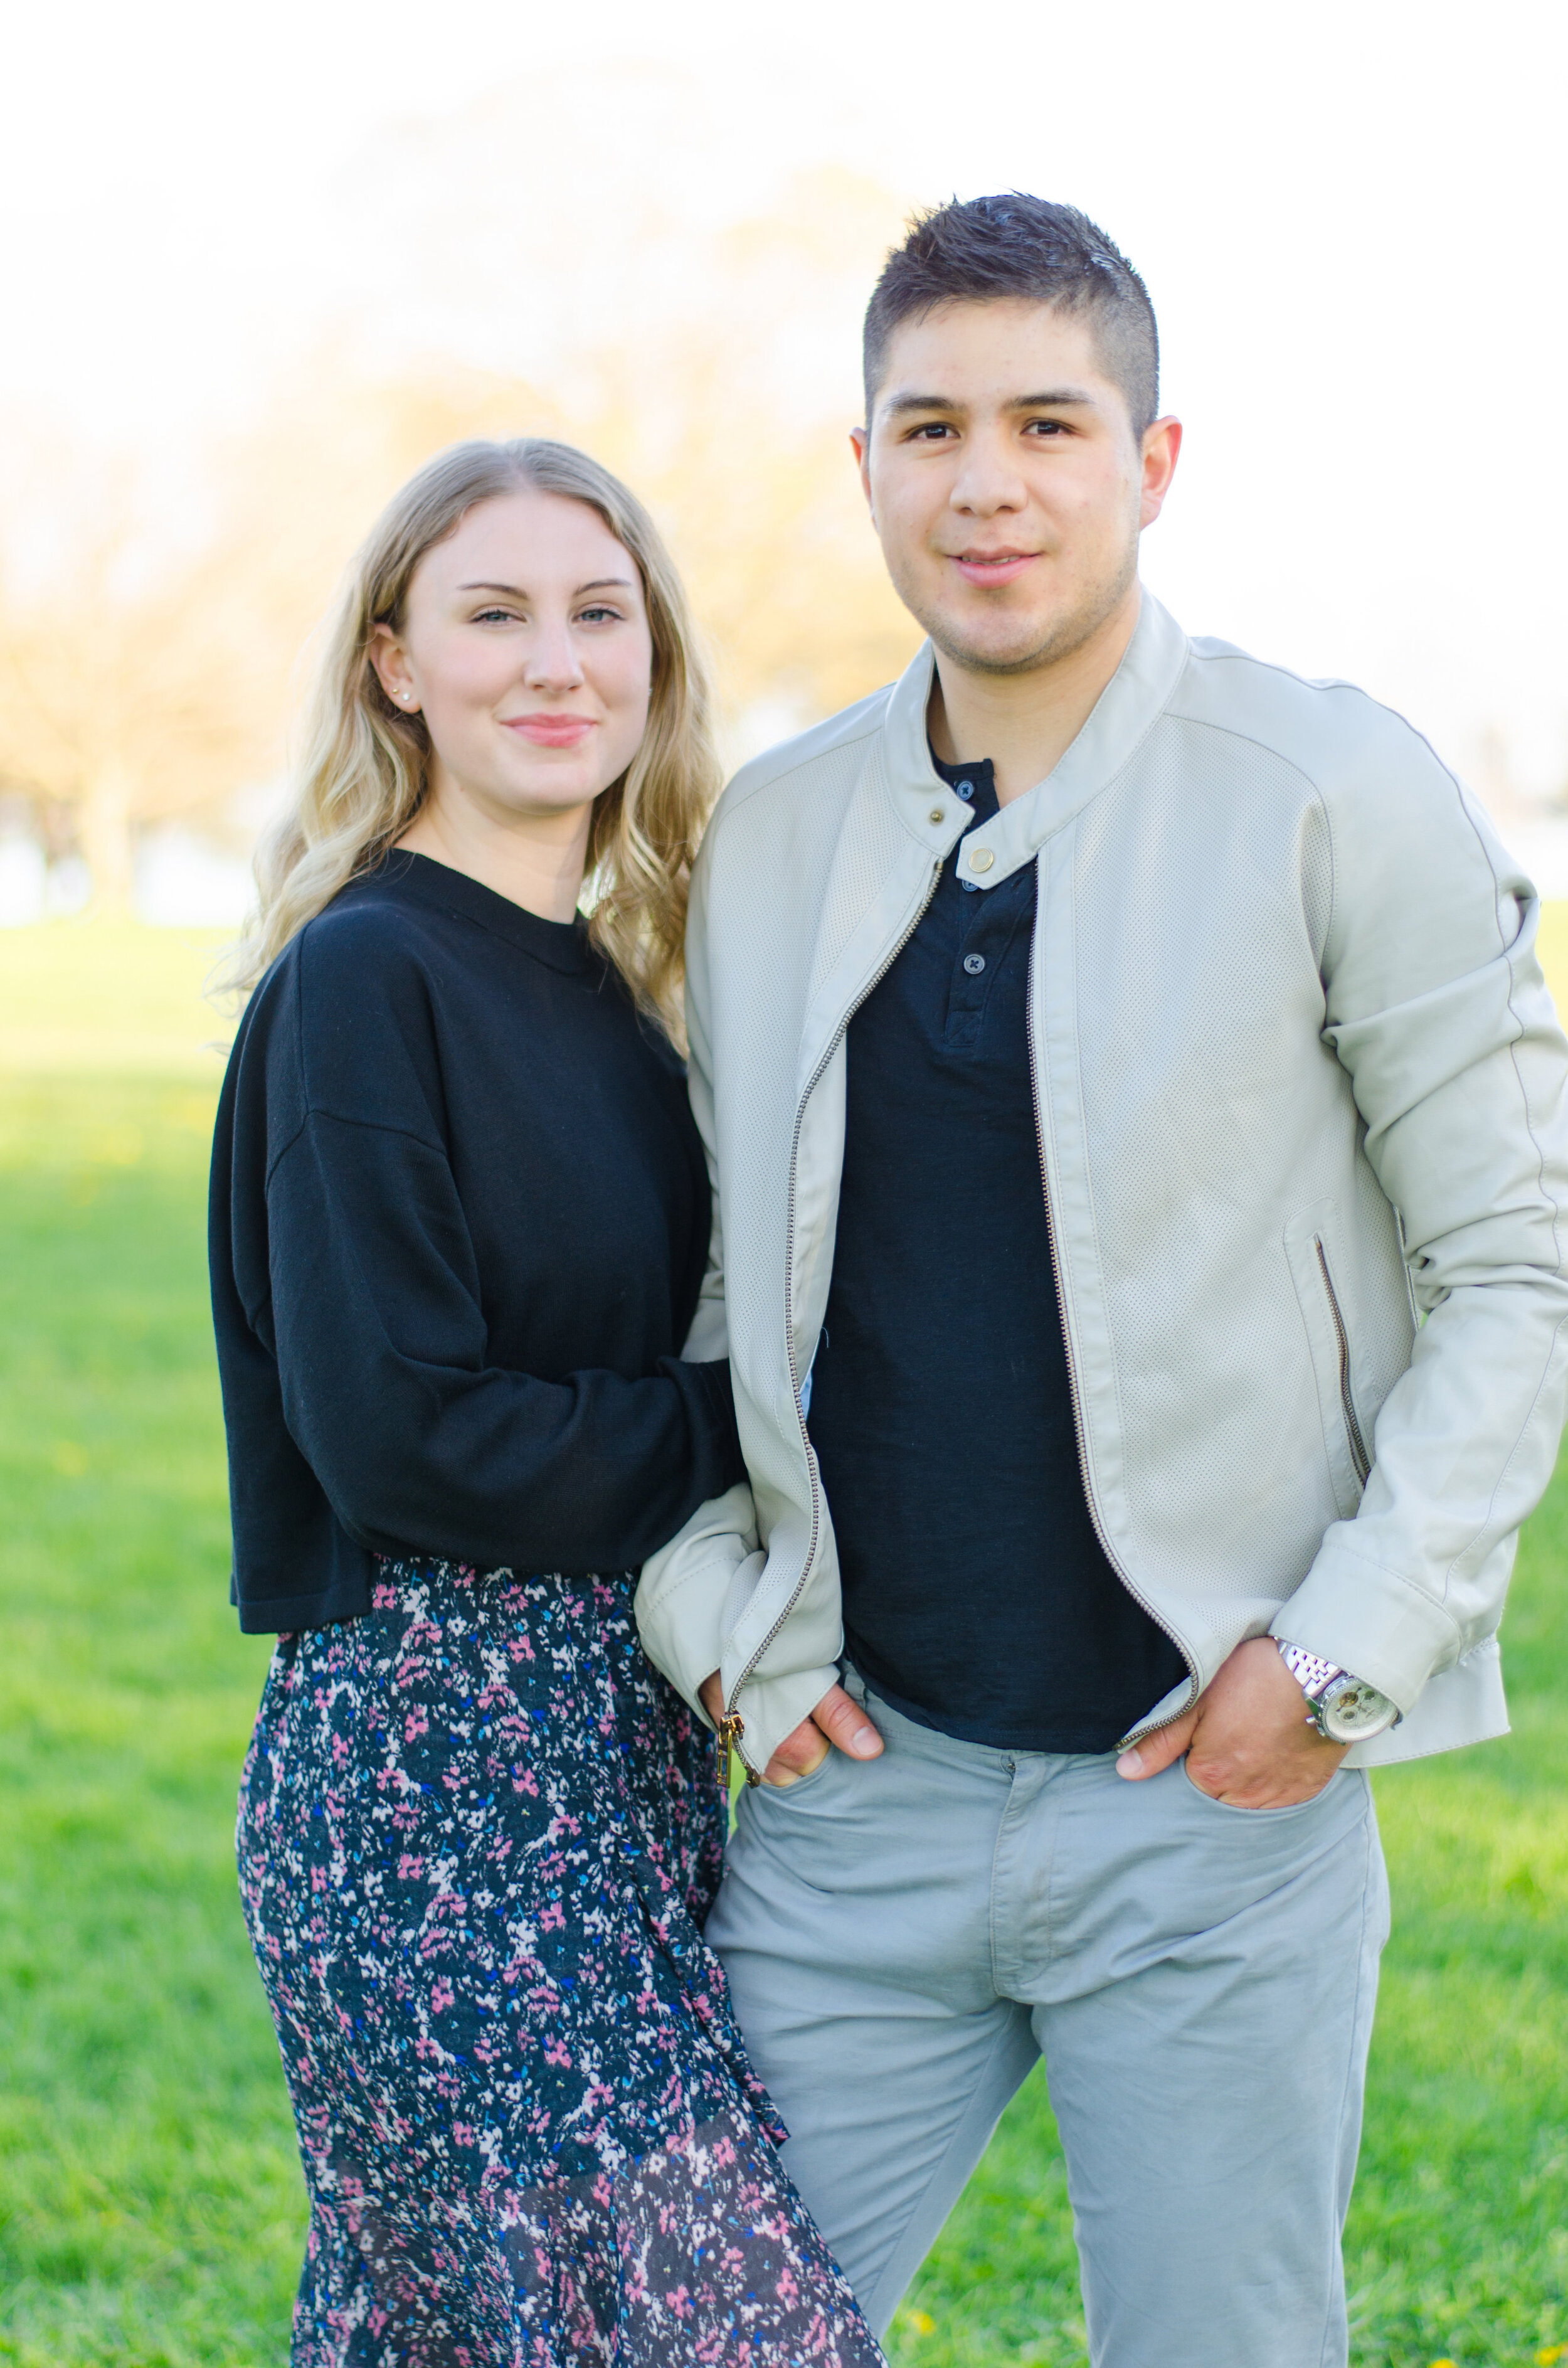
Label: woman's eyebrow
xmin=455 ymin=576 xmax=637 ymax=595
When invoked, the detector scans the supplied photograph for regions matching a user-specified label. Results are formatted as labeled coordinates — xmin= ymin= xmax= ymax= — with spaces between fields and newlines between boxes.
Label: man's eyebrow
xmin=881 ymin=393 xmax=963 ymax=419
xmin=1010 ymin=387 xmax=1098 ymax=410
xmin=455 ymin=576 xmax=636 ymax=596
xmin=881 ymin=387 xmax=1100 ymax=420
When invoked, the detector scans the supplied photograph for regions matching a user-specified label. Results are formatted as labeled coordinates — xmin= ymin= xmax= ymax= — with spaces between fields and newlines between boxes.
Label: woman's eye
xmin=472 ymin=607 xmax=516 ymax=624
xmin=577 ymin=605 xmax=622 ymax=625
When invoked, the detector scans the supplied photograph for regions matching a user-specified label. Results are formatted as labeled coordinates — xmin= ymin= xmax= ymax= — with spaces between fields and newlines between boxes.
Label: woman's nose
xmin=522 ymin=622 xmax=586 ymax=691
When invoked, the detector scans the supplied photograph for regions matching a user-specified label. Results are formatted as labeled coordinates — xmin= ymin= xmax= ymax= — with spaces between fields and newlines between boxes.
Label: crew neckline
xmin=373 ymin=849 xmax=591 ymax=974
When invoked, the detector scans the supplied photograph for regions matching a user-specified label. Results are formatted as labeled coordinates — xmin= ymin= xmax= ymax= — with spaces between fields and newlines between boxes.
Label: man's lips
xmin=949 ymin=551 xmax=1039 ymax=587
xmin=502 ymin=713 xmax=597 ymax=747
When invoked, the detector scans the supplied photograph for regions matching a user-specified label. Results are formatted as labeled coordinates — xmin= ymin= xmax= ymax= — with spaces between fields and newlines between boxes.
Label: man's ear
xmin=849 ymin=425 xmax=874 ymax=524
xmin=1139 ymin=415 xmax=1182 ymax=530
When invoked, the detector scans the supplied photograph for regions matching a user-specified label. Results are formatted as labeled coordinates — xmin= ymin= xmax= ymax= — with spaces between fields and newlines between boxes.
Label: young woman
xmin=210 ymin=438 xmax=884 ymax=2368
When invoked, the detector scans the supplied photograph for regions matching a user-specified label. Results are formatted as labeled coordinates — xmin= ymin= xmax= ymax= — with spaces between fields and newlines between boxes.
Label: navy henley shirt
xmin=806 ymin=754 xmax=1187 ymax=1753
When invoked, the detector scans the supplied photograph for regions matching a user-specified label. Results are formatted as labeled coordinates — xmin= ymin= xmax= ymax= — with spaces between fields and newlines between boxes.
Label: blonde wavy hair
xmin=225 ymin=438 xmax=721 ymax=1041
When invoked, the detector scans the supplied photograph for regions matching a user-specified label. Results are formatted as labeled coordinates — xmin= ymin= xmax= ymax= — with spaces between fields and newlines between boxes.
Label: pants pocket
xmin=1180 ymin=1758 xmax=1346 ymax=1819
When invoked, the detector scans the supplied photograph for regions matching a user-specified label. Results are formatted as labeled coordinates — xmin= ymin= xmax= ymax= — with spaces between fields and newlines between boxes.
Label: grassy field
xmin=0 ymin=918 xmax=1565 ymax=2366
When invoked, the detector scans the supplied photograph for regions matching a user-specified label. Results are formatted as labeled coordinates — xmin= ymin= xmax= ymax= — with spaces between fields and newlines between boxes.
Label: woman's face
xmin=372 ymin=489 xmax=655 ymax=828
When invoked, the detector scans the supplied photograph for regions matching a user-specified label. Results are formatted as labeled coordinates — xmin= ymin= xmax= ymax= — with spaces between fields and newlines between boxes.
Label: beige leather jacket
xmin=637 ymin=593 xmax=1568 ymax=1778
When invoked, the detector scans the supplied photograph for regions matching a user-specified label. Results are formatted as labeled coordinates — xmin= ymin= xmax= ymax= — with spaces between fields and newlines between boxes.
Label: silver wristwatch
xmin=1276 ymin=1641 xmax=1401 ymax=1744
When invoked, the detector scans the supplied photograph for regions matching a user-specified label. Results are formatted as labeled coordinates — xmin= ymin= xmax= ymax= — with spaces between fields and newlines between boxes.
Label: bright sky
xmin=6 ymin=0 xmax=1564 ymax=797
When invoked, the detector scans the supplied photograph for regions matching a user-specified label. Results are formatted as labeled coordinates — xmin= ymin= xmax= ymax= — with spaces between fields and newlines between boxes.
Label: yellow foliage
xmin=0 ymin=164 xmax=921 ymax=903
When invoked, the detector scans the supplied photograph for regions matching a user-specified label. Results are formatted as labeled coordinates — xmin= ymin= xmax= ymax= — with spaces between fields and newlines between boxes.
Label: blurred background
xmin=2 ymin=1 xmax=1567 ymax=2363
xmin=3 ymin=0 xmax=1566 ymax=925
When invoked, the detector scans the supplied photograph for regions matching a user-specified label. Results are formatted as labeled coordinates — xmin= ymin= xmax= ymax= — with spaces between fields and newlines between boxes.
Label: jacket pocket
xmin=1284 ymin=1206 xmax=1370 ymax=1519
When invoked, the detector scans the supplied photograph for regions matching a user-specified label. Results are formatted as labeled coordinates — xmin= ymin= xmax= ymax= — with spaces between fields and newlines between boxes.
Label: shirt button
xmin=955 ymin=780 xmax=975 ymax=800
xmin=968 ymin=847 xmax=995 ymax=874
xmin=960 ymin=879 xmax=979 ymax=893
xmin=963 ymin=953 xmax=986 ymax=975
xmin=928 ymin=807 xmax=945 ymax=826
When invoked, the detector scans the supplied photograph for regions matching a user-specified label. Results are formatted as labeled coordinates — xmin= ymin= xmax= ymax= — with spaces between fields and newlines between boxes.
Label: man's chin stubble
xmin=917 ymin=547 xmax=1138 ymax=682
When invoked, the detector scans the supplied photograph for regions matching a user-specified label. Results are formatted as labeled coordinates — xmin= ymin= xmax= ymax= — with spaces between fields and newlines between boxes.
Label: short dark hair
xmin=862 ymin=193 xmax=1159 ymax=438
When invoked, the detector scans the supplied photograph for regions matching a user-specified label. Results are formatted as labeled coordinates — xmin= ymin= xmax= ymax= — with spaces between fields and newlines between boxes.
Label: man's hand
xmin=697 ymin=1672 xmax=883 ymax=1787
xmin=1115 ymin=1635 xmax=1347 ymax=1807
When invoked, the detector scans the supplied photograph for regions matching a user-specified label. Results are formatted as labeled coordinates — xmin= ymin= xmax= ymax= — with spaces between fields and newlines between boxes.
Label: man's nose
xmin=949 ymin=433 xmax=1029 ymax=516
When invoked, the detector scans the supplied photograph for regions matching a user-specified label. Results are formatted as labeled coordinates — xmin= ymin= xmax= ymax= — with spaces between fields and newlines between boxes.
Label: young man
xmin=637 ymin=196 xmax=1568 ymax=2367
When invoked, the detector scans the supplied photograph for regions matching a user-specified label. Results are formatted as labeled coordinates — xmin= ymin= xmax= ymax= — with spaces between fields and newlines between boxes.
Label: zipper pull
xmin=718 ymin=1709 xmax=760 ymax=1789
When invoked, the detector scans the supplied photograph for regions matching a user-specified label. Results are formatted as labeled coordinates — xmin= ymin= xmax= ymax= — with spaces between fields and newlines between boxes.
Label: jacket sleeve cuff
xmin=635 ymin=1482 xmax=758 ymax=1724
xmin=1269 ymin=1535 xmax=1465 ymax=1712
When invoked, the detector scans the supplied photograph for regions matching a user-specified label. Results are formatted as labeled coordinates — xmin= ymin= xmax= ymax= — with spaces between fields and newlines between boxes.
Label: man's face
xmin=854 ymin=298 xmax=1176 ymax=677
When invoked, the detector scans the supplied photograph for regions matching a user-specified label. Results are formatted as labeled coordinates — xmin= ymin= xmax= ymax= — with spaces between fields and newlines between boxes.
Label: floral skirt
xmin=237 ymin=1558 xmax=885 ymax=2368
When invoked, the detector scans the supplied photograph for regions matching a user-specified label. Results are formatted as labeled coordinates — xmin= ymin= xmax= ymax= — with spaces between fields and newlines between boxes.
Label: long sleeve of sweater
xmin=262 ymin=1106 xmax=740 ymax=1577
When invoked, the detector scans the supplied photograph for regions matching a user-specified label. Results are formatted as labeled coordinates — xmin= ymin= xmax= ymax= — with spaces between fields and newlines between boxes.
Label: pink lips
xmin=951 ymin=552 xmax=1037 ymax=587
xmin=503 ymin=713 xmax=596 ymax=747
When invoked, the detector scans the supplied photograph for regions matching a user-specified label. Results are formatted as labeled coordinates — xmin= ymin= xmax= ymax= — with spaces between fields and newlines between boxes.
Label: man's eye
xmin=908 ymin=422 xmax=953 ymax=442
xmin=1025 ymin=419 xmax=1067 ymax=435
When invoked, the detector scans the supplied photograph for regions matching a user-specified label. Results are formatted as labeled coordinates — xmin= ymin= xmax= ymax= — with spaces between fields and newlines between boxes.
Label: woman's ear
xmin=369 ymin=622 xmax=421 ymax=714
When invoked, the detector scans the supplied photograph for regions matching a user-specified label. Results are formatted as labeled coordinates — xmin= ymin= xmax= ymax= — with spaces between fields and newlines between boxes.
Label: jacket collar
xmin=792 ymin=592 xmax=1191 ymax=1098
xmin=881 ymin=589 xmax=1191 ymax=888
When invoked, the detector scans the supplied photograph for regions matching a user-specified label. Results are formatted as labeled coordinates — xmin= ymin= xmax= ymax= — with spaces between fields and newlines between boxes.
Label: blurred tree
xmin=0 ymin=517 xmax=264 ymax=911
xmin=0 ymin=161 xmax=922 ymax=905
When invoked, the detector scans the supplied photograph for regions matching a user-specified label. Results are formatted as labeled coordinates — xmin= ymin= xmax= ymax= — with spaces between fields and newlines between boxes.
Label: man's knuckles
xmin=1187 ymin=1756 xmax=1337 ymax=1808
xmin=763 ymin=1738 xmax=830 ymax=1787
xmin=1120 ymin=1719 xmax=1194 ymax=1776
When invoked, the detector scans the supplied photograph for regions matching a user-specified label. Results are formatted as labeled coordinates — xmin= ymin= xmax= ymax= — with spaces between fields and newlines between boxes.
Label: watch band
xmin=1276 ymin=1642 xmax=1342 ymax=1701
xmin=1276 ymin=1639 xmax=1402 ymax=1743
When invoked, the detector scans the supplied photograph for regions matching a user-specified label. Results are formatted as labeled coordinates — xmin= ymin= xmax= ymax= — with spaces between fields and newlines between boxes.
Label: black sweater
xmin=208 ymin=851 xmax=743 ymax=1633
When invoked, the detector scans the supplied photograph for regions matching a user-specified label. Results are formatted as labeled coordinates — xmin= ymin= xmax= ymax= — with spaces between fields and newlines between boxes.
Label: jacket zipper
xmin=1314 ymin=1238 xmax=1371 ymax=1487
xmin=723 ymin=856 xmax=946 ymax=1781
xmin=1024 ymin=924 xmax=1201 ymax=1750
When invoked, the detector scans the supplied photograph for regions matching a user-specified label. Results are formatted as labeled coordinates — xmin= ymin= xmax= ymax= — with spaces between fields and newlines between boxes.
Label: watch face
xmin=1320 ymin=1679 xmax=1397 ymax=1743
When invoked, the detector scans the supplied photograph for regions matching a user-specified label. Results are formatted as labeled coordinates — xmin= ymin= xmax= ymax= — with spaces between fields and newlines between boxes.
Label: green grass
xmin=0 ymin=1075 xmax=295 ymax=2365
xmin=1 ymin=924 xmax=1566 ymax=2365
xmin=0 ymin=922 xmax=233 ymax=1077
